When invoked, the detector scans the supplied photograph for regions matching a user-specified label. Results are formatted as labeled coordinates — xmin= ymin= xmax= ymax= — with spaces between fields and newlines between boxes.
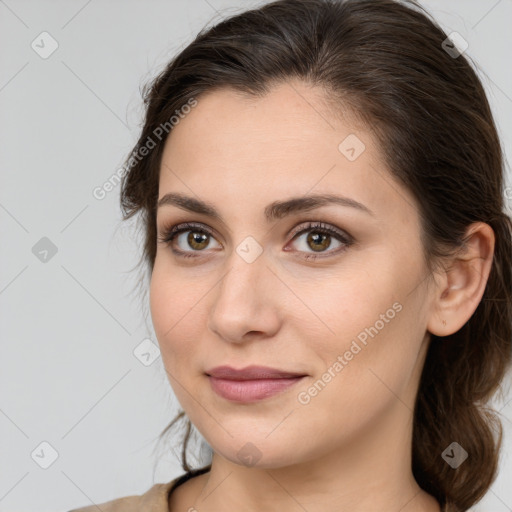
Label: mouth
xmin=205 ymin=365 xmax=307 ymax=403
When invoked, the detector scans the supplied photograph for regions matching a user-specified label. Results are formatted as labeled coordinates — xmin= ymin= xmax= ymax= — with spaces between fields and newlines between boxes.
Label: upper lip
xmin=206 ymin=365 xmax=307 ymax=380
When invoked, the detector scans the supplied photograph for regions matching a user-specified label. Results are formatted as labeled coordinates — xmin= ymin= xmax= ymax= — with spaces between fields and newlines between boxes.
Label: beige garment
xmin=67 ymin=467 xmax=210 ymax=512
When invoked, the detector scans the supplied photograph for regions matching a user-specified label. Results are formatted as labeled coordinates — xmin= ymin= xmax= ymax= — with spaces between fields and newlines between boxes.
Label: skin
xmin=149 ymin=79 xmax=495 ymax=512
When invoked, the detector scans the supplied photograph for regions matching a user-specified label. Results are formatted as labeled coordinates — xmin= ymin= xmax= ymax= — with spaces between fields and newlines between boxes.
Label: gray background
xmin=1 ymin=1 xmax=511 ymax=511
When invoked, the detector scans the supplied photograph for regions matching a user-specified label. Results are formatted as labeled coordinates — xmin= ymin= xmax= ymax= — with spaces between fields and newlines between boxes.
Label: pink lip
xmin=206 ymin=365 xmax=307 ymax=403
xmin=206 ymin=365 xmax=306 ymax=380
xmin=208 ymin=376 xmax=305 ymax=402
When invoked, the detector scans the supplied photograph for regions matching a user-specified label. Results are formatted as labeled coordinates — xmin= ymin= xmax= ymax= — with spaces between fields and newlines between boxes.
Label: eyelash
xmin=156 ymin=221 xmax=354 ymax=261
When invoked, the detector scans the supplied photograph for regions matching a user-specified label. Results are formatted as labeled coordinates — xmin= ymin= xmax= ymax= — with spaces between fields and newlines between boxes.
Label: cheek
xmin=291 ymin=305 xmax=415 ymax=453
xmin=293 ymin=263 xmax=403 ymax=353
xmin=149 ymin=268 xmax=212 ymax=415
xmin=294 ymin=260 xmax=420 ymax=394
xmin=149 ymin=265 xmax=205 ymax=364
xmin=296 ymin=275 xmax=424 ymax=429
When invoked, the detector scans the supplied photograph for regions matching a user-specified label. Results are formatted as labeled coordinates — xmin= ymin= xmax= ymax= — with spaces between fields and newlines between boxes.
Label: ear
xmin=427 ymin=222 xmax=495 ymax=337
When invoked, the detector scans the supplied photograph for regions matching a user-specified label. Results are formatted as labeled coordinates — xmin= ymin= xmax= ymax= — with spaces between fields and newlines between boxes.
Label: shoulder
xmin=67 ymin=480 xmax=177 ymax=512
xmin=67 ymin=466 xmax=211 ymax=512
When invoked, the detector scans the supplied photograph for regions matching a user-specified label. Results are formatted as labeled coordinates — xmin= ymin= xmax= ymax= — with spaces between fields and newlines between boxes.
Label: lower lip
xmin=208 ymin=376 xmax=305 ymax=402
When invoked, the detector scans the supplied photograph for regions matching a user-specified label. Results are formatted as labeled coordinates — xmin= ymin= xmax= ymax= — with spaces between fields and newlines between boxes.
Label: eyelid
xmin=157 ymin=221 xmax=220 ymax=246
xmin=157 ymin=219 xmax=354 ymax=258
xmin=287 ymin=221 xmax=352 ymax=244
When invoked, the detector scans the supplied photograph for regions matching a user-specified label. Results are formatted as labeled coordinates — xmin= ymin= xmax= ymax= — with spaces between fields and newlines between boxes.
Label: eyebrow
xmin=157 ymin=192 xmax=374 ymax=223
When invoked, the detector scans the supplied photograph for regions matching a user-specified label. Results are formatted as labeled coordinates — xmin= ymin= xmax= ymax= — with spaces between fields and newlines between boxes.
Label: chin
xmin=206 ymin=434 xmax=311 ymax=470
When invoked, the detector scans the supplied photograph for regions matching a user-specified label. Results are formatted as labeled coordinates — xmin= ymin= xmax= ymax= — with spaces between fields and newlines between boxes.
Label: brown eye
xmin=186 ymin=231 xmax=210 ymax=250
xmin=305 ymin=231 xmax=333 ymax=252
xmin=287 ymin=221 xmax=353 ymax=260
xmin=171 ymin=228 xmax=221 ymax=253
xmin=157 ymin=222 xmax=222 ymax=258
xmin=157 ymin=220 xmax=353 ymax=261
xmin=290 ymin=229 xmax=343 ymax=254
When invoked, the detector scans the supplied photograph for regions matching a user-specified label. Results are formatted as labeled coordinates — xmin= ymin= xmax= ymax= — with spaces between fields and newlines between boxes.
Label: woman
xmin=70 ymin=0 xmax=512 ymax=511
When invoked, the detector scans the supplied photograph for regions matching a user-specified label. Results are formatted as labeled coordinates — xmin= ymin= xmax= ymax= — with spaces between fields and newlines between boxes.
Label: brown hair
xmin=120 ymin=1 xmax=512 ymax=510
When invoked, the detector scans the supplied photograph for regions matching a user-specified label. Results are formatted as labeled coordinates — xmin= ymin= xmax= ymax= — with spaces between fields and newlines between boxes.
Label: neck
xmin=184 ymin=403 xmax=441 ymax=512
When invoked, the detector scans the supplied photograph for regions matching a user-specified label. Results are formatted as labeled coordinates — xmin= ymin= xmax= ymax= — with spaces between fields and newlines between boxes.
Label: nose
xmin=207 ymin=250 xmax=281 ymax=344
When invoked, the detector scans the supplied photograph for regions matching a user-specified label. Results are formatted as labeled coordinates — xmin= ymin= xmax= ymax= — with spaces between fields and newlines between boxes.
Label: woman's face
xmin=150 ymin=80 xmax=436 ymax=469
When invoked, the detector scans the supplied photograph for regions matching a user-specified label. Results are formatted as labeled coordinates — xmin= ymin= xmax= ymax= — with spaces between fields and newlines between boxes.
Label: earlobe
xmin=427 ymin=222 xmax=495 ymax=337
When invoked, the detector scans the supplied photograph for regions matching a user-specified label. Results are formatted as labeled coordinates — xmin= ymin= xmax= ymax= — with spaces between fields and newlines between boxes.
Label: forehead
xmin=161 ymin=82 xmax=372 ymax=180
xmin=165 ymin=82 xmax=365 ymax=149
xmin=157 ymin=81 xmax=419 ymax=228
